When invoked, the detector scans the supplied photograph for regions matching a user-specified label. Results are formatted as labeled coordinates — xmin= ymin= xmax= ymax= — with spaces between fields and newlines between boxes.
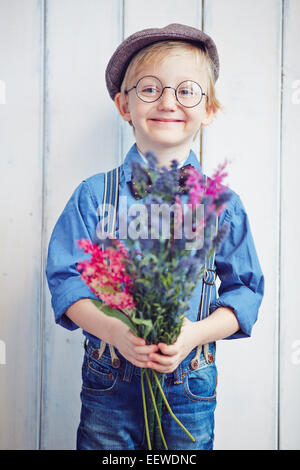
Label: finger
xmin=134 ymin=353 xmax=155 ymax=364
xmin=157 ymin=341 xmax=180 ymax=356
xmin=146 ymin=361 xmax=177 ymax=374
xmin=126 ymin=348 xmax=158 ymax=365
xmin=129 ymin=358 xmax=151 ymax=368
xmin=133 ymin=344 xmax=159 ymax=355
xmin=128 ymin=333 xmax=146 ymax=346
xmin=123 ymin=349 xmax=149 ymax=366
xmin=148 ymin=351 xmax=177 ymax=367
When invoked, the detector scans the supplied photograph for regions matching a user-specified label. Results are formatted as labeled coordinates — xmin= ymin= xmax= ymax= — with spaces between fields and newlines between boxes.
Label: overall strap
xmin=100 ymin=166 xmax=120 ymax=247
xmin=198 ymin=216 xmax=218 ymax=324
xmin=190 ymin=175 xmax=218 ymax=368
xmin=97 ymin=166 xmax=121 ymax=368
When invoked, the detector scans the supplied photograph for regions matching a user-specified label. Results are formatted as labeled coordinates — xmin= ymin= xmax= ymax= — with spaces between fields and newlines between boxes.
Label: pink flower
xmin=185 ymin=167 xmax=206 ymax=208
xmin=185 ymin=160 xmax=229 ymax=208
xmin=205 ymin=160 xmax=229 ymax=200
xmin=76 ymin=238 xmax=136 ymax=311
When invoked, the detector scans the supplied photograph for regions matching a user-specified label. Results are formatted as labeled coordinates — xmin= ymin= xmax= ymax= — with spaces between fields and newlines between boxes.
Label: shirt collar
xmin=122 ymin=143 xmax=203 ymax=183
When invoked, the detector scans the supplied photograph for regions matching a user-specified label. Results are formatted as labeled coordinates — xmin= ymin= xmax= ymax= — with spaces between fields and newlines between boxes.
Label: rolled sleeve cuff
xmin=51 ymin=276 xmax=99 ymax=331
xmin=209 ymin=287 xmax=261 ymax=339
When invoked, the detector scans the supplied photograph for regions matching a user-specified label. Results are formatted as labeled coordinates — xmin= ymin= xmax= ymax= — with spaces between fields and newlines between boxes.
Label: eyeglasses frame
xmin=124 ymin=75 xmax=207 ymax=108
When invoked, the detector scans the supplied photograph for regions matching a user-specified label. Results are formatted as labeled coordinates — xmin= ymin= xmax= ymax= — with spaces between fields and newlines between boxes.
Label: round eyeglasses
xmin=125 ymin=75 xmax=207 ymax=108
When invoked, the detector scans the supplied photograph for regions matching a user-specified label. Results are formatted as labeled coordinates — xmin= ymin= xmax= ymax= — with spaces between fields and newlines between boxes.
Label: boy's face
xmin=115 ymin=51 xmax=215 ymax=158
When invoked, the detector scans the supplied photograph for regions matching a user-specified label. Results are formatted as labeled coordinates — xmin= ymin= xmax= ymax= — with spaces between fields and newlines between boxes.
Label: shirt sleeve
xmin=45 ymin=179 xmax=103 ymax=331
xmin=209 ymin=193 xmax=264 ymax=339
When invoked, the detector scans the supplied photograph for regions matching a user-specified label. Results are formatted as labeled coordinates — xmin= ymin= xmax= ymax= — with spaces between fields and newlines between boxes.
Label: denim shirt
xmin=46 ymin=143 xmax=264 ymax=342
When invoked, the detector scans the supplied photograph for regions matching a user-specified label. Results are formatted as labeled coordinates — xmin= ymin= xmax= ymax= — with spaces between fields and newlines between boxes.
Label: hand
xmin=110 ymin=319 xmax=159 ymax=368
xmin=147 ymin=318 xmax=200 ymax=374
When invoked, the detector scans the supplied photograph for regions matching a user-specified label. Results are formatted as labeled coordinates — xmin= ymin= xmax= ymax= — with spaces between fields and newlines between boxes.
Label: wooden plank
xmin=0 ymin=0 xmax=44 ymax=449
xmin=203 ymin=0 xmax=281 ymax=449
xmin=122 ymin=0 xmax=201 ymax=159
xmin=41 ymin=0 xmax=122 ymax=449
xmin=279 ymin=0 xmax=300 ymax=450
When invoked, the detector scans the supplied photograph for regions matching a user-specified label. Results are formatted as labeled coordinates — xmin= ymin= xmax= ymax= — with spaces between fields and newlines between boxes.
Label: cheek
xmin=188 ymin=108 xmax=206 ymax=127
xmin=129 ymin=111 xmax=142 ymax=130
xmin=129 ymin=104 xmax=150 ymax=127
xmin=186 ymin=112 xmax=201 ymax=128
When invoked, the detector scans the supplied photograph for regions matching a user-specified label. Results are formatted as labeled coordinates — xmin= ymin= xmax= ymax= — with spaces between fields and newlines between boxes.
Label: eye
xmin=178 ymin=86 xmax=195 ymax=97
xmin=141 ymin=86 xmax=159 ymax=95
xmin=181 ymin=89 xmax=193 ymax=95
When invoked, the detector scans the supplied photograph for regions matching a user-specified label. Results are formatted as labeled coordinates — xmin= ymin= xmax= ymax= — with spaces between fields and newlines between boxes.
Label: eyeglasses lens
xmin=176 ymin=81 xmax=202 ymax=106
xmin=136 ymin=77 xmax=162 ymax=101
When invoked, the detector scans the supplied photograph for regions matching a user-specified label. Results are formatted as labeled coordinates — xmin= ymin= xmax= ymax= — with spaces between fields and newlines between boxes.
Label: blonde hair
xmin=120 ymin=40 xmax=223 ymax=134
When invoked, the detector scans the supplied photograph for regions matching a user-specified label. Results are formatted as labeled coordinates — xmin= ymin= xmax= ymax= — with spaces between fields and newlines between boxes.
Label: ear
xmin=114 ymin=92 xmax=132 ymax=122
xmin=201 ymin=106 xmax=216 ymax=126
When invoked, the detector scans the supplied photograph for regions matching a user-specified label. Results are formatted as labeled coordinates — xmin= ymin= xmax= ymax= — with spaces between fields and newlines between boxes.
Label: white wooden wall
xmin=0 ymin=0 xmax=299 ymax=450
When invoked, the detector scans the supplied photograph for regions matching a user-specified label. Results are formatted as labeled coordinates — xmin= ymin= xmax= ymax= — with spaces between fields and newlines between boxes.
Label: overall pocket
xmin=81 ymin=347 xmax=121 ymax=396
xmin=183 ymin=363 xmax=217 ymax=402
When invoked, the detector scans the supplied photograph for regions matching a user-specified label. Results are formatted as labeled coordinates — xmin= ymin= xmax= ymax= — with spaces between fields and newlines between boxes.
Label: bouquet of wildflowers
xmin=77 ymin=153 xmax=231 ymax=449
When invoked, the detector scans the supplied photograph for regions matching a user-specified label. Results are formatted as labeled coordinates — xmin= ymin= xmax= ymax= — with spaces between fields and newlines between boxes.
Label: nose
xmin=157 ymin=87 xmax=178 ymax=110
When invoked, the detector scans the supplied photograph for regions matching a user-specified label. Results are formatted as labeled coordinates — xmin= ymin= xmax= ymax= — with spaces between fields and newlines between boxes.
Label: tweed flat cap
xmin=105 ymin=23 xmax=219 ymax=100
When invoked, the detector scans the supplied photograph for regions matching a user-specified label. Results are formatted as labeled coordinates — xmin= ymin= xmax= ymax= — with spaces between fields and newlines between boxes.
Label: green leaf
xmin=91 ymin=301 xmax=138 ymax=335
xmin=132 ymin=318 xmax=154 ymax=340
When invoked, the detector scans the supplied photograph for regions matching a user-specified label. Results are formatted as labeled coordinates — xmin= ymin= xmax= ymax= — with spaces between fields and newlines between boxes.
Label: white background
xmin=0 ymin=0 xmax=299 ymax=450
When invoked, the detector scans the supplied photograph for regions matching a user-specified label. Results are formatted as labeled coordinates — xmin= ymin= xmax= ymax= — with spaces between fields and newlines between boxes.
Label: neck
xmin=136 ymin=142 xmax=191 ymax=169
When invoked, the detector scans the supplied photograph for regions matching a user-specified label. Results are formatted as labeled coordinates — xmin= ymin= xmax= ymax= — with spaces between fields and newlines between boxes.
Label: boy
xmin=46 ymin=24 xmax=264 ymax=450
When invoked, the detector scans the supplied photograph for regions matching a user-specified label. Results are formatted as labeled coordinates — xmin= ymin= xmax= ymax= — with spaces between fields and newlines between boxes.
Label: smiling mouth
xmin=150 ymin=118 xmax=184 ymax=122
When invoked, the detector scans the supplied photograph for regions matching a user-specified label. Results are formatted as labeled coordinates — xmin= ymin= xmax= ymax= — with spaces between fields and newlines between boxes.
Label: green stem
xmin=141 ymin=369 xmax=151 ymax=450
xmin=152 ymin=370 xmax=196 ymax=443
xmin=144 ymin=370 xmax=168 ymax=450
